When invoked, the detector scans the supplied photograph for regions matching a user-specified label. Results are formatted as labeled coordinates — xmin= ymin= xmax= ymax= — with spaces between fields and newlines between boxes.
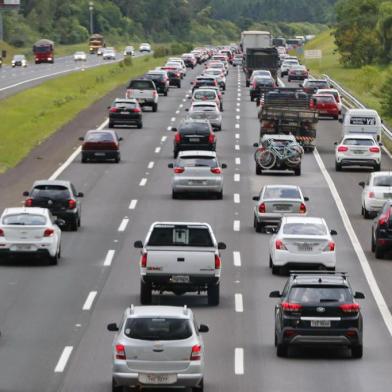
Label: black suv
xmin=171 ymin=119 xmax=216 ymax=158
xmin=270 ymin=271 xmax=364 ymax=358
xmin=143 ymin=71 xmax=169 ymax=96
xmin=23 ymin=180 xmax=83 ymax=231
xmin=371 ymin=200 xmax=392 ymax=259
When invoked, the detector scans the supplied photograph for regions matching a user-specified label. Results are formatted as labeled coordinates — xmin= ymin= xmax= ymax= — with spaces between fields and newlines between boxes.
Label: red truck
xmin=33 ymin=39 xmax=54 ymax=64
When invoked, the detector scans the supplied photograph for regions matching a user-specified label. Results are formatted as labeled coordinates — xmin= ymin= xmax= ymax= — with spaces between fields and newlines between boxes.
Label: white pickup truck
xmin=126 ymin=78 xmax=159 ymax=112
xmin=134 ymin=222 xmax=226 ymax=306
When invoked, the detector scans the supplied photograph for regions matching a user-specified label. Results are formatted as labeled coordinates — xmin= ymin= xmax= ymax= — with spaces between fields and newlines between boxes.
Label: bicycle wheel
xmin=254 ymin=148 xmax=276 ymax=170
xmin=285 ymin=145 xmax=303 ymax=167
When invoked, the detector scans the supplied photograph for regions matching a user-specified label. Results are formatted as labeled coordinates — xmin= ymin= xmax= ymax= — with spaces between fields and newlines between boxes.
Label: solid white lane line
xmin=183 ymin=98 xmax=186 ymax=102
xmin=234 ymin=173 xmax=240 ymax=182
xmin=314 ymin=148 xmax=392 ymax=336
xmin=82 ymin=291 xmax=98 ymax=310
xmin=235 ymin=145 xmax=240 ymax=151
xmin=235 ymin=133 xmax=240 ymax=139
xmin=235 ymin=157 xmax=241 ymax=165
xmin=233 ymin=220 xmax=240 ymax=231
xmin=235 ymin=124 xmax=240 ymax=129
xmin=154 ymin=147 xmax=161 ymax=154
xmin=148 ymin=161 xmax=155 ymax=169
xmin=235 ymin=294 xmax=244 ymax=312
xmin=234 ymin=194 xmax=240 ymax=203
xmin=54 ymin=347 xmax=73 ymax=373
xmin=139 ymin=178 xmax=147 ymax=186
xmin=237 ymin=97 xmax=241 ymax=101
xmin=118 ymin=218 xmax=129 ymax=232
xmin=104 ymin=250 xmax=115 ymax=266
xmin=233 ymin=251 xmax=241 ymax=267
xmin=129 ymin=199 xmax=138 ymax=210
xmin=234 ymin=348 xmax=244 ymax=375
xmin=161 ymin=136 xmax=167 ymax=142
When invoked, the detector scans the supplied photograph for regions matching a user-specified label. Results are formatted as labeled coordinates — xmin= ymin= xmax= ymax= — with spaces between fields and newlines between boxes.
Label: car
xmin=335 ymin=134 xmax=381 ymax=171
xmin=206 ymin=61 xmax=227 ymax=75
xmin=250 ymin=76 xmax=276 ymax=101
xmin=11 ymin=54 xmax=27 ymax=67
xmin=191 ymin=88 xmax=222 ymax=111
xmin=79 ymin=130 xmax=122 ymax=163
xmin=144 ymin=70 xmax=170 ymax=96
xmin=0 ymin=207 xmax=63 ymax=264
xmin=172 ymin=119 xmax=216 ymax=158
xmin=108 ymin=98 xmax=143 ymax=129
xmin=23 ymin=180 xmax=83 ymax=231
xmin=182 ymin=53 xmax=197 ymax=68
xmin=165 ymin=62 xmax=185 ymax=79
xmin=134 ymin=222 xmax=226 ymax=305
xmin=102 ymin=48 xmax=116 ymax=60
xmin=252 ymin=185 xmax=309 ymax=233
xmin=169 ymin=151 xmax=227 ymax=199
xmin=270 ymin=271 xmax=365 ymax=358
xmin=359 ymin=172 xmax=392 ymax=219
xmin=187 ymin=102 xmax=222 ymax=131
xmin=160 ymin=66 xmax=182 ymax=88
xmin=313 ymin=93 xmax=340 ymax=119
xmin=96 ymin=47 xmax=104 ymax=56
xmin=232 ymin=55 xmax=243 ymax=66
xmin=107 ymin=305 xmax=208 ymax=391
xmin=73 ymin=51 xmax=87 ymax=61
xmin=203 ymin=68 xmax=226 ymax=90
xmin=123 ymin=46 xmax=135 ymax=56
xmin=287 ymin=65 xmax=308 ymax=82
xmin=167 ymin=58 xmax=187 ymax=75
xmin=249 ymin=69 xmax=273 ymax=85
xmin=191 ymin=76 xmax=218 ymax=92
xmin=316 ymin=88 xmax=342 ymax=112
xmin=139 ymin=43 xmax=151 ymax=52
xmin=280 ymin=59 xmax=299 ymax=77
xmin=269 ymin=216 xmax=337 ymax=275
xmin=301 ymin=79 xmax=330 ymax=94
xmin=126 ymin=79 xmax=159 ymax=112
xmin=371 ymin=200 xmax=392 ymax=258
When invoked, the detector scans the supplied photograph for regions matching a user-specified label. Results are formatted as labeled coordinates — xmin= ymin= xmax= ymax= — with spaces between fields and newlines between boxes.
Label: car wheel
xmin=173 ymin=150 xmax=179 ymax=159
xmin=137 ymin=121 xmax=143 ymax=129
xmin=70 ymin=217 xmax=78 ymax=232
xmin=164 ymin=90 xmax=168 ymax=97
xmin=216 ymin=190 xmax=223 ymax=200
xmin=288 ymin=78 xmax=291 ymax=82
xmin=48 ymin=250 xmax=59 ymax=266
xmin=108 ymin=122 xmax=113 ymax=128
xmin=246 ymin=81 xmax=250 ymax=87
xmin=140 ymin=280 xmax=152 ymax=305
xmin=335 ymin=161 xmax=342 ymax=171
xmin=364 ymin=208 xmax=371 ymax=219
xmin=276 ymin=343 xmax=288 ymax=357
xmin=192 ymin=378 xmax=204 ymax=392
xmin=375 ymin=245 xmax=384 ymax=259
xmin=374 ymin=163 xmax=381 ymax=171
xmin=115 ymin=154 xmax=120 ymax=163
xmin=351 ymin=345 xmax=363 ymax=359
xmin=81 ymin=155 xmax=87 ymax=163
xmin=178 ymin=83 xmax=181 ymax=88
xmin=172 ymin=190 xmax=179 ymax=199
xmin=254 ymin=216 xmax=262 ymax=233
xmin=361 ymin=206 xmax=364 ymax=216
xmin=152 ymin=103 xmax=158 ymax=112
xmin=269 ymin=256 xmax=273 ymax=268
xmin=256 ymin=164 xmax=263 ymax=175
xmin=294 ymin=166 xmax=301 ymax=176
xmin=272 ymin=264 xmax=280 ymax=275
xmin=112 ymin=378 xmax=125 ymax=392
xmin=207 ymin=283 xmax=220 ymax=306
xmin=371 ymin=230 xmax=376 ymax=252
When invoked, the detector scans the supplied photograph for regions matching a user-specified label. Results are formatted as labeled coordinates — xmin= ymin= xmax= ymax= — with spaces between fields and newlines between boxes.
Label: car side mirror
xmin=185 ymin=108 xmax=189 ymax=111
xmin=330 ymin=229 xmax=337 ymax=236
xmin=381 ymin=119 xmax=384 ymax=124
xmin=338 ymin=118 xmax=343 ymax=123
xmin=198 ymin=324 xmax=209 ymax=333
xmin=269 ymin=290 xmax=281 ymax=298
xmin=171 ymin=127 xmax=178 ymax=132
xmin=79 ymin=136 xmax=84 ymax=141
xmin=77 ymin=192 xmax=84 ymax=197
xmin=358 ymin=181 xmax=365 ymax=188
xmin=134 ymin=240 xmax=143 ymax=248
xmin=253 ymin=142 xmax=259 ymax=147
xmin=168 ymin=163 xmax=174 ymax=168
xmin=252 ymin=196 xmax=259 ymax=201
xmin=354 ymin=291 xmax=365 ymax=299
xmin=187 ymin=96 xmax=191 ymax=99
xmin=221 ymin=163 xmax=227 ymax=169
xmin=22 ymin=191 xmax=29 ymax=197
xmin=379 ymin=142 xmax=383 ymax=146
xmin=334 ymin=141 xmax=338 ymax=145
xmin=304 ymin=196 xmax=309 ymax=201
xmin=218 ymin=242 xmax=226 ymax=250
xmin=107 ymin=323 xmax=119 ymax=332
xmin=55 ymin=219 xmax=66 ymax=227
xmin=190 ymin=81 xmax=194 ymax=85
xmin=118 ymin=137 xmax=123 ymax=141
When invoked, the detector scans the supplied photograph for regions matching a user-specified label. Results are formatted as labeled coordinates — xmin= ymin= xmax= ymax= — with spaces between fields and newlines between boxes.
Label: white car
xmin=167 ymin=58 xmax=187 ymax=75
xmin=359 ymin=171 xmax=392 ymax=218
xmin=103 ymin=48 xmax=116 ymax=60
xmin=280 ymin=59 xmax=299 ymax=77
xmin=139 ymin=43 xmax=151 ymax=52
xmin=73 ymin=51 xmax=87 ymax=61
xmin=269 ymin=216 xmax=337 ymax=275
xmin=335 ymin=134 xmax=381 ymax=171
xmin=0 ymin=207 xmax=63 ymax=264
xmin=108 ymin=306 xmax=208 ymax=392
xmin=191 ymin=88 xmax=220 ymax=110
xmin=166 ymin=61 xmax=185 ymax=78
xmin=203 ymin=68 xmax=226 ymax=90
xmin=11 ymin=54 xmax=27 ymax=67
xmin=316 ymin=88 xmax=342 ymax=112
xmin=123 ymin=46 xmax=135 ymax=56
xmin=249 ymin=70 xmax=273 ymax=85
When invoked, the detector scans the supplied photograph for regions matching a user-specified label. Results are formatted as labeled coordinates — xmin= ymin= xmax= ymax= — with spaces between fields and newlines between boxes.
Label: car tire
xmin=254 ymin=216 xmax=262 ymax=233
xmin=246 ymin=81 xmax=250 ymax=87
xmin=371 ymin=230 xmax=376 ymax=252
xmin=374 ymin=163 xmax=381 ymax=171
xmin=364 ymin=208 xmax=371 ymax=219
xmin=172 ymin=190 xmax=179 ymax=199
xmin=164 ymin=90 xmax=168 ymax=97
xmin=173 ymin=150 xmax=179 ymax=159
xmin=351 ymin=345 xmax=363 ymax=359
xmin=81 ymin=156 xmax=87 ymax=163
xmin=115 ymin=154 xmax=120 ymax=164
xmin=207 ymin=283 xmax=220 ymax=306
xmin=140 ymin=280 xmax=152 ymax=305
xmin=294 ymin=166 xmax=301 ymax=176
xmin=178 ymin=83 xmax=181 ymax=88
xmin=375 ymin=245 xmax=384 ymax=259
xmin=192 ymin=378 xmax=204 ymax=392
xmin=216 ymin=190 xmax=223 ymax=200
xmin=108 ymin=122 xmax=114 ymax=128
xmin=272 ymin=264 xmax=280 ymax=275
xmin=288 ymin=78 xmax=291 ymax=82
xmin=70 ymin=217 xmax=78 ymax=232
xmin=335 ymin=161 xmax=342 ymax=171
xmin=48 ymin=249 xmax=59 ymax=266
xmin=112 ymin=378 xmax=125 ymax=392
xmin=276 ymin=343 xmax=288 ymax=357
xmin=152 ymin=103 xmax=158 ymax=112
xmin=137 ymin=121 xmax=143 ymax=129
xmin=256 ymin=164 xmax=263 ymax=175
xmin=269 ymin=256 xmax=273 ymax=268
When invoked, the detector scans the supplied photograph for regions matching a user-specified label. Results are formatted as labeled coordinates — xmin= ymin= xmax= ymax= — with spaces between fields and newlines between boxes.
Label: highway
xmin=0 ymin=62 xmax=392 ymax=392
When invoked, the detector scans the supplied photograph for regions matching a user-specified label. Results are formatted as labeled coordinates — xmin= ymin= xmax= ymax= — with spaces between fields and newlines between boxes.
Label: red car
xmin=313 ymin=94 xmax=340 ymax=119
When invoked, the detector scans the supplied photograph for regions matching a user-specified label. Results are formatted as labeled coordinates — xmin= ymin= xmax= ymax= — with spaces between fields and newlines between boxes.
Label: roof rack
xmin=290 ymin=270 xmax=347 ymax=278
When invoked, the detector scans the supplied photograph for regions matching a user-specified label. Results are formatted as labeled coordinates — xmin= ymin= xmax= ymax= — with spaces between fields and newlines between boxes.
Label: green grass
xmin=0 ymin=55 xmax=165 ymax=173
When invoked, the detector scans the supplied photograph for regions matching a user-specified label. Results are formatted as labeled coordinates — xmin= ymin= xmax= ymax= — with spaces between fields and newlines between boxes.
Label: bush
xmin=381 ymin=75 xmax=392 ymax=118
xmin=153 ymin=46 xmax=170 ymax=58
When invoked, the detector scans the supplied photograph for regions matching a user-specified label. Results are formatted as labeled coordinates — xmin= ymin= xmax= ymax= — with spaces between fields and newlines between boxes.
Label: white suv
xmin=108 ymin=305 xmax=208 ymax=392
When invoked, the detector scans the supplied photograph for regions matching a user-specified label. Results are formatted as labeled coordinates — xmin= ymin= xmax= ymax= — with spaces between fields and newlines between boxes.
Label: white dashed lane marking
xmin=235 ymin=293 xmax=244 ymax=312
xmin=54 ymin=347 xmax=73 ymax=373
xmin=139 ymin=178 xmax=147 ymax=187
xmin=234 ymin=348 xmax=244 ymax=375
xmin=104 ymin=250 xmax=115 ymax=266
xmin=129 ymin=199 xmax=138 ymax=210
xmin=82 ymin=291 xmax=98 ymax=311
xmin=148 ymin=161 xmax=155 ymax=169
xmin=233 ymin=251 xmax=241 ymax=266
xmin=233 ymin=220 xmax=240 ymax=232
xmin=118 ymin=217 xmax=129 ymax=232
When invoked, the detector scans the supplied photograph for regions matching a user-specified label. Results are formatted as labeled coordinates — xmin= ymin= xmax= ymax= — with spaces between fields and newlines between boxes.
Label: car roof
xmin=289 ymin=274 xmax=349 ymax=287
xmin=126 ymin=305 xmax=193 ymax=319
xmin=86 ymin=129 xmax=116 ymax=136
xmin=2 ymin=207 xmax=49 ymax=216
xmin=282 ymin=216 xmax=325 ymax=224
xmin=32 ymin=179 xmax=70 ymax=187
xmin=346 ymin=108 xmax=378 ymax=116
xmin=114 ymin=98 xmax=138 ymax=103
xmin=264 ymin=184 xmax=299 ymax=189
xmin=262 ymin=134 xmax=296 ymax=141
xmin=178 ymin=150 xmax=217 ymax=158
xmin=371 ymin=171 xmax=392 ymax=177
xmin=342 ymin=133 xmax=376 ymax=139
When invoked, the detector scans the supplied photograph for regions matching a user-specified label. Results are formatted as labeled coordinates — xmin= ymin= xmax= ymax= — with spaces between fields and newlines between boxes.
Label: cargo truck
xmin=33 ymin=39 xmax=54 ymax=64
xmin=241 ymin=31 xmax=272 ymax=53
xmin=89 ymin=34 xmax=105 ymax=54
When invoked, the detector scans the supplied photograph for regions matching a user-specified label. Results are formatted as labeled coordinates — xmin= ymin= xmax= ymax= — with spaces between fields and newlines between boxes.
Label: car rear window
xmin=194 ymin=91 xmax=216 ymax=100
xmin=307 ymin=81 xmax=329 ymax=88
xmin=144 ymin=74 xmax=164 ymax=81
xmin=255 ymin=78 xmax=274 ymax=86
xmin=31 ymin=185 xmax=70 ymax=199
xmin=128 ymin=80 xmax=154 ymax=90
xmin=374 ymin=176 xmax=392 ymax=186
xmin=178 ymin=157 xmax=217 ymax=168
xmin=179 ymin=122 xmax=210 ymax=135
xmin=343 ymin=138 xmax=374 ymax=146
xmin=288 ymin=286 xmax=352 ymax=303
xmin=148 ymin=226 xmax=213 ymax=247
xmin=282 ymin=223 xmax=327 ymax=235
xmin=114 ymin=102 xmax=137 ymax=109
xmin=316 ymin=96 xmax=335 ymax=103
xmin=3 ymin=213 xmax=47 ymax=226
xmin=263 ymin=187 xmax=301 ymax=199
xmin=86 ymin=132 xmax=115 ymax=142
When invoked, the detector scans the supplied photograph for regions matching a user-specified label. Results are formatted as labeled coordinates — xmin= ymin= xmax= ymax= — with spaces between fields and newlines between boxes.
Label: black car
xmin=250 ymin=76 xmax=276 ymax=102
xmin=371 ymin=200 xmax=392 ymax=259
xmin=192 ymin=77 xmax=218 ymax=93
xmin=143 ymin=71 xmax=169 ymax=96
xmin=23 ymin=180 xmax=83 ymax=231
xmin=270 ymin=271 xmax=364 ymax=358
xmin=108 ymin=99 xmax=142 ymax=128
xmin=161 ymin=67 xmax=181 ymax=88
xmin=301 ymin=79 xmax=330 ymax=94
xmin=171 ymin=119 xmax=216 ymax=158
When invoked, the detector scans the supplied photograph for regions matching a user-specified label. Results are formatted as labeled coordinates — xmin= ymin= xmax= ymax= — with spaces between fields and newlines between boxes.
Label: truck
xmin=88 ymin=34 xmax=105 ymax=54
xmin=241 ymin=30 xmax=272 ymax=53
xmin=134 ymin=222 xmax=227 ymax=306
xmin=33 ymin=39 xmax=54 ymax=64
xmin=257 ymin=88 xmax=319 ymax=151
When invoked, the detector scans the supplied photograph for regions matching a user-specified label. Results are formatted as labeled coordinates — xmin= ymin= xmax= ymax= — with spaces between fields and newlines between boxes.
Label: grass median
xmin=0 ymin=55 xmax=165 ymax=173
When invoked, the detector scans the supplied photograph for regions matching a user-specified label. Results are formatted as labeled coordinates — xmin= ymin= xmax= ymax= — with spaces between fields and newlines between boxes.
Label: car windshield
xmin=263 ymin=187 xmax=301 ymax=199
xmin=3 ymin=213 xmax=47 ymax=226
xmin=373 ymin=176 xmax=392 ymax=186
xmin=288 ymin=286 xmax=352 ymax=303
xmin=194 ymin=91 xmax=216 ymax=100
xmin=343 ymin=138 xmax=374 ymax=146
xmin=31 ymin=185 xmax=70 ymax=199
xmin=255 ymin=78 xmax=274 ymax=86
xmin=14 ymin=55 xmax=24 ymax=60
xmin=124 ymin=317 xmax=192 ymax=341
xmin=128 ymin=80 xmax=154 ymax=90
xmin=75 ymin=52 xmax=84 ymax=55
xmin=148 ymin=226 xmax=213 ymax=247
xmin=282 ymin=222 xmax=327 ymax=235
xmin=86 ymin=132 xmax=114 ymax=142
xmin=178 ymin=157 xmax=217 ymax=168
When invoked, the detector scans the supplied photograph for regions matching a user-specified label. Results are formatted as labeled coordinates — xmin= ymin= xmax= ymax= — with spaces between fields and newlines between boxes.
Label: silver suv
xmin=108 ymin=305 xmax=208 ymax=391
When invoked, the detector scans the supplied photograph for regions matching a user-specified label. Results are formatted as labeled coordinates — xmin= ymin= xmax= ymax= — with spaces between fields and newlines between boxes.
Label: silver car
xmin=253 ymin=185 xmax=309 ymax=232
xmin=169 ymin=151 xmax=226 ymax=199
xmin=187 ymin=102 xmax=222 ymax=131
xmin=108 ymin=305 xmax=208 ymax=392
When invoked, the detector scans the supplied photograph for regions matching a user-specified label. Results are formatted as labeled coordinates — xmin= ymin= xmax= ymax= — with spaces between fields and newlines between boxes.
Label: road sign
xmin=304 ymin=50 xmax=322 ymax=59
xmin=0 ymin=0 xmax=20 ymax=8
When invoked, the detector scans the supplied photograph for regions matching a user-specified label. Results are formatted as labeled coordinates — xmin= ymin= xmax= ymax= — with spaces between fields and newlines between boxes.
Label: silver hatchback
xmin=169 ymin=151 xmax=227 ymax=199
xmin=108 ymin=305 xmax=208 ymax=392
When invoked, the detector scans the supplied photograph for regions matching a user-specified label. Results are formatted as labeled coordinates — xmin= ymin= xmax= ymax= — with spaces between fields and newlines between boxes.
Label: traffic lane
xmin=0 ymin=64 xmax=200 ymax=392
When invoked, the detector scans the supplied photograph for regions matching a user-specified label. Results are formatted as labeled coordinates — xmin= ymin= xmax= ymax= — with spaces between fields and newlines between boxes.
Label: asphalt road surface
xmin=0 ymin=62 xmax=391 ymax=392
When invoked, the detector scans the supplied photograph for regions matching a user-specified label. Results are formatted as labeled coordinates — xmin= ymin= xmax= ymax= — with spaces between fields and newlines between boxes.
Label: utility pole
xmin=89 ymin=1 xmax=94 ymax=35
xmin=0 ymin=11 xmax=3 ymax=42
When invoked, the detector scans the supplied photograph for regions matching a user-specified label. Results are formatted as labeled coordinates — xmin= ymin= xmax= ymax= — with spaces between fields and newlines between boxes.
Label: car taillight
xmin=176 ymin=73 xmax=180 ymax=78
xmin=126 ymin=89 xmax=133 ymax=98
xmin=339 ymin=303 xmax=360 ymax=313
xmin=258 ymin=202 xmax=266 ymax=213
xmin=323 ymin=241 xmax=335 ymax=252
xmin=68 ymin=199 xmax=77 ymax=209
xmin=369 ymin=147 xmax=380 ymax=153
xmin=140 ymin=253 xmax=147 ymax=268
xmin=109 ymin=107 xmax=118 ymax=113
xmin=115 ymin=344 xmax=126 ymax=360
xmin=190 ymin=345 xmax=201 ymax=360
xmin=299 ymin=203 xmax=306 ymax=214
xmin=368 ymin=191 xmax=375 ymax=199
xmin=132 ymin=108 xmax=141 ymax=113
xmin=338 ymin=146 xmax=348 ymax=152
xmin=175 ymin=132 xmax=182 ymax=143
xmin=214 ymin=80 xmax=218 ymax=86
xmin=275 ymin=239 xmax=287 ymax=250
xmin=252 ymin=81 xmax=257 ymax=89
xmin=211 ymin=167 xmax=221 ymax=174
xmin=25 ymin=198 xmax=33 ymax=207
xmin=208 ymin=133 xmax=215 ymax=144
xmin=153 ymin=91 xmax=158 ymax=97
xmin=0 ymin=228 xmax=4 ymax=236
xmin=281 ymin=302 xmax=302 ymax=312
xmin=378 ymin=208 xmax=391 ymax=226
xmin=174 ymin=167 xmax=185 ymax=174
xmin=44 ymin=228 xmax=54 ymax=237
xmin=215 ymin=254 xmax=221 ymax=269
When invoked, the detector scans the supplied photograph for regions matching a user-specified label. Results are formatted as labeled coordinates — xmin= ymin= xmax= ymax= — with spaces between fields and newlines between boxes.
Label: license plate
xmin=352 ymin=150 xmax=364 ymax=154
xmin=94 ymin=152 xmax=105 ymax=156
xmin=189 ymin=138 xmax=200 ymax=142
xmin=138 ymin=373 xmax=177 ymax=385
xmin=138 ymin=99 xmax=145 ymax=103
xmin=274 ymin=204 xmax=291 ymax=211
xmin=171 ymin=275 xmax=190 ymax=283
xmin=298 ymin=244 xmax=313 ymax=251
xmin=121 ymin=111 xmax=129 ymax=114
xmin=384 ymin=193 xmax=392 ymax=198
xmin=15 ymin=244 xmax=32 ymax=251
xmin=311 ymin=320 xmax=331 ymax=327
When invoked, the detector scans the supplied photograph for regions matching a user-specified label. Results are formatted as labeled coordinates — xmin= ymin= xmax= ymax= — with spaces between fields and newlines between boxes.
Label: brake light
xmin=252 ymin=81 xmax=257 ymax=89
xmin=378 ymin=208 xmax=391 ymax=226
xmin=210 ymin=167 xmax=221 ymax=174
xmin=68 ymin=199 xmax=77 ymax=209
xmin=132 ymin=108 xmax=141 ymax=113
xmin=208 ymin=133 xmax=215 ymax=144
xmin=275 ymin=239 xmax=287 ymax=250
xmin=174 ymin=167 xmax=185 ymax=174
xmin=368 ymin=191 xmax=375 ymax=199
xmin=175 ymin=132 xmax=181 ymax=143
xmin=258 ymin=203 xmax=266 ymax=213
xmin=109 ymin=107 xmax=118 ymax=113
xmin=140 ymin=252 xmax=147 ymax=268
xmin=299 ymin=203 xmax=306 ymax=214
xmin=215 ymin=254 xmax=221 ymax=269
xmin=339 ymin=303 xmax=360 ymax=313
xmin=175 ymin=73 xmax=180 ymax=78
xmin=338 ymin=146 xmax=348 ymax=152
xmin=323 ymin=241 xmax=335 ymax=252
xmin=115 ymin=344 xmax=126 ymax=360
xmin=190 ymin=345 xmax=201 ymax=360
xmin=25 ymin=198 xmax=33 ymax=207
xmin=369 ymin=146 xmax=380 ymax=153
xmin=0 ymin=229 xmax=4 ymax=236
xmin=44 ymin=228 xmax=54 ymax=237
xmin=281 ymin=302 xmax=302 ymax=312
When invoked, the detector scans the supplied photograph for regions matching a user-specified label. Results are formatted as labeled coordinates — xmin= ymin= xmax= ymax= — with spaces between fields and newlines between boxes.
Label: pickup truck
xmin=126 ymin=79 xmax=159 ymax=112
xmin=134 ymin=222 xmax=226 ymax=306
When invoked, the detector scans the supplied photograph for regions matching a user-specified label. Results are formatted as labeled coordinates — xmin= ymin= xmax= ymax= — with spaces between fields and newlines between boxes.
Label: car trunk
xmin=263 ymin=199 xmax=302 ymax=213
xmin=3 ymin=226 xmax=47 ymax=241
xmin=282 ymin=236 xmax=328 ymax=254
